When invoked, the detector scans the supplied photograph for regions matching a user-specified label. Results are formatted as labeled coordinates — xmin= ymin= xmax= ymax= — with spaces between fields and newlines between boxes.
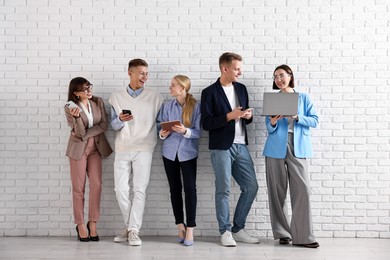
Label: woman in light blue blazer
xmin=263 ymin=64 xmax=320 ymax=248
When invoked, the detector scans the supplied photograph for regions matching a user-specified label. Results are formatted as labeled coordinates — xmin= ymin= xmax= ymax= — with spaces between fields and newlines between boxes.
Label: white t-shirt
xmin=222 ymin=84 xmax=245 ymax=144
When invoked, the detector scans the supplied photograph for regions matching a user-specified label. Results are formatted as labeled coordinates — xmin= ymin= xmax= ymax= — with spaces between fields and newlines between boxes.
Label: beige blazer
xmin=65 ymin=97 xmax=113 ymax=160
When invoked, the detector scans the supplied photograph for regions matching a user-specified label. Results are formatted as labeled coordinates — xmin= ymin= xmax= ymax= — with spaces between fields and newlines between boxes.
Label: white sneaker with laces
xmin=221 ymin=231 xmax=237 ymax=247
xmin=232 ymin=229 xmax=260 ymax=244
xmin=128 ymin=230 xmax=142 ymax=246
xmin=114 ymin=227 xmax=129 ymax=243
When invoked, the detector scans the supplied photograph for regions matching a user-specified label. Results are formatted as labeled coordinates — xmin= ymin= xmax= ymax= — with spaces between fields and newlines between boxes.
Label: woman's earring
xmin=76 ymin=96 xmax=79 ymax=99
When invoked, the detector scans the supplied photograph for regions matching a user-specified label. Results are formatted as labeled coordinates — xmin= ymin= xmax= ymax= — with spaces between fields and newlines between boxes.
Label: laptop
xmin=261 ymin=92 xmax=299 ymax=116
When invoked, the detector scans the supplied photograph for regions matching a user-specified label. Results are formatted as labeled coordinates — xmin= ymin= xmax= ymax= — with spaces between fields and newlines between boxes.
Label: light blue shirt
xmin=110 ymin=86 xmax=144 ymax=131
xmin=157 ymin=99 xmax=201 ymax=162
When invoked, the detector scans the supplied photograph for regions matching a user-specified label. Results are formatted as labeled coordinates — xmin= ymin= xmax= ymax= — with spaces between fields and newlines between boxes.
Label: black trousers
xmin=162 ymin=156 xmax=197 ymax=227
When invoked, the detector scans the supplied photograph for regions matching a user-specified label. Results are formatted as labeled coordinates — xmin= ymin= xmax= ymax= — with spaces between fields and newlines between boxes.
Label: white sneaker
xmin=128 ymin=230 xmax=142 ymax=246
xmin=221 ymin=231 xmax=237 ymax=247
xmin=114 ymin=227 xmax=129 ymax=243
xmin=232 ymin=229 xmax=260 ymax=244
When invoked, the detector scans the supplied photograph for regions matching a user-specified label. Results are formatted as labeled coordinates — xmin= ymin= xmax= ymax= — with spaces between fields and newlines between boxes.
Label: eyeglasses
xmin=79 ymin=84 xmax=93 ymax=93
xmin=138 ymin=72 xmax=148 ymax=77
xmin=273 ymin=73 xmax=291 ymax=80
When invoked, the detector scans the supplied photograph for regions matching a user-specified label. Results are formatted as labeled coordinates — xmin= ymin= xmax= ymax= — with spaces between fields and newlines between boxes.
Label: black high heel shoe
xmin=87 ymin=221 xmax=99 ymax=242
xmin=76 ymin=225 xmax=89 ymax=242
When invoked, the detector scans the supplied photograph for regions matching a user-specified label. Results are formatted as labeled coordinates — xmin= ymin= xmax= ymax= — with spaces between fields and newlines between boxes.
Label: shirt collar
xmin=127 ymin=85 xmax=144 ymax=97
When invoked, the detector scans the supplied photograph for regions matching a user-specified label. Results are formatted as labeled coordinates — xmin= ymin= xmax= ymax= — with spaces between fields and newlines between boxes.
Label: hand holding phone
xmin=242 ymin=107 xmax=253 ymax=119
xmin=65 ymin=101 xmax=82 ymax=110
xmin=65 ymin=100 xmax=82 ymax=118
xmin=122 ymin=109 xmax=132 ymax=115
xmin=120 ymin=109 xmax=133 ymax=122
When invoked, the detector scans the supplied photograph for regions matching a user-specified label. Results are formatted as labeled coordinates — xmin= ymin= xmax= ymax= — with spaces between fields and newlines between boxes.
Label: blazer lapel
xmin=215 ymin=81 xmax=233 ymax=111
xmin=233 ymin=83 xmax=243 ymax=107
xmin=90 ymin=100 xmax=99 ymax=125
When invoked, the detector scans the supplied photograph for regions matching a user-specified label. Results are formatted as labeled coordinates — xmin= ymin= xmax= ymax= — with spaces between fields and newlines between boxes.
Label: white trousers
xmin=114 ymin=151 xmax=153 ymax=232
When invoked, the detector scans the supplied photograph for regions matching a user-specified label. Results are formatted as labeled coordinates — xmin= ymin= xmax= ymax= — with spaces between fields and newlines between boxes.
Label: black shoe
xmin=293 ymin=242 xmax=320 ymax=248
xmin=76 ymin=225 xmax=90 ymax=242
xmin=279 ymin=237 xmax=292 ymax=245
xmin=87 ymin=221 xmax=99 ymax=242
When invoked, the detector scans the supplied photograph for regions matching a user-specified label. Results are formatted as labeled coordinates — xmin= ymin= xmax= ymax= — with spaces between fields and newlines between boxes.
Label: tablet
xmin=160 ymin=120 xmax=181 ymax=131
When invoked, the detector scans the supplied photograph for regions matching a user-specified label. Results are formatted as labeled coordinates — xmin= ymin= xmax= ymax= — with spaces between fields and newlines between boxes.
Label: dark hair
xmin=219 ymin=52 xmax=242 ymax=69
xmin=272 ymin=64 xmax=295 ymax=89
xmin=67 ymin=77 xmax=96 ymax=103
xmin=128 ymin=59 xmax=148 ymax=70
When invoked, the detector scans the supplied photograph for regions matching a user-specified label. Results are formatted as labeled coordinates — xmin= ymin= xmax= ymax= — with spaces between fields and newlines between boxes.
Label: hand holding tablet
xmin=160 ymin=120 xmax=181 ymax=131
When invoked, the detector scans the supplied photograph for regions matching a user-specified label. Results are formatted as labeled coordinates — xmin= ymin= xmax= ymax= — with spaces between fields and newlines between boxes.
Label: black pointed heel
xmin=76 ymin=225 xmax=90 ymax=242
xmin=87 ymin=221 xmax=99 ymax=242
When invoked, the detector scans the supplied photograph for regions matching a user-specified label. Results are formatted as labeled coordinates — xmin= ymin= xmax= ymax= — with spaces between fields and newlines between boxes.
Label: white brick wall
xmin=1 ymin=0 xmax=389 ymax=238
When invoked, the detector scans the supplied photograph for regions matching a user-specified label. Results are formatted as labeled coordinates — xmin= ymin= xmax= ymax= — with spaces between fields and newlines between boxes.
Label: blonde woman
xmin=157 ymin=75 xmax=201 ymax=246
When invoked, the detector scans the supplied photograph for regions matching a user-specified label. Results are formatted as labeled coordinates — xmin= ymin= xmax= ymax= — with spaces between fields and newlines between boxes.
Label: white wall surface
xmin=1 ymin=0 xmax=389 ymax=238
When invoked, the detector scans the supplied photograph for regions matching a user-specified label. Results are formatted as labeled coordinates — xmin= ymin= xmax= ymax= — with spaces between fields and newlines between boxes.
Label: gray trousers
xmin=265 ymin=133 xmax=316 ymax=244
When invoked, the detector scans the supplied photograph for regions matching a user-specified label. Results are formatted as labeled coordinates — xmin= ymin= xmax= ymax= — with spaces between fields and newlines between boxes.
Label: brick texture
xmin=0 ymin=0 xmax=389 ymax=238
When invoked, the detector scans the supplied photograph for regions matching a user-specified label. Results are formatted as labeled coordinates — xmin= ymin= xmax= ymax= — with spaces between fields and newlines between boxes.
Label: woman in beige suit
xmin=65 ymin=77 xmax=112 ymax=242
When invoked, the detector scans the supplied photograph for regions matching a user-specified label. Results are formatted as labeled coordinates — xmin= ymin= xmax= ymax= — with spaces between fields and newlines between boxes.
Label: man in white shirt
xmin=200 ymin=52 xmax=259 ymax=247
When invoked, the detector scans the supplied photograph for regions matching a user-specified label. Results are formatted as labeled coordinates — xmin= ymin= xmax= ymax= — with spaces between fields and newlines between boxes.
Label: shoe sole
xmin=129 ymin=242 xmax=142 ymax=246
xmin=114 ymin=238 xmax=128 ymax=243
xmin=234 ymin=240 xmax=260 ymax=244
xmin=221 ymin=240 xmax=237 ymax=247
xmin=233 ymin=236 xmax=260 ymax=244
xmin=222 ymin=244 xmax=236 ymax=247
xmin=293 ymin=243 xmax=319 ymax=248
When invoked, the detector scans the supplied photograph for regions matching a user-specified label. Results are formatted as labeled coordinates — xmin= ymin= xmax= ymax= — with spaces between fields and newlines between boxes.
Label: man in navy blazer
xmin=200 ymin=52 xmax=259 ymax=247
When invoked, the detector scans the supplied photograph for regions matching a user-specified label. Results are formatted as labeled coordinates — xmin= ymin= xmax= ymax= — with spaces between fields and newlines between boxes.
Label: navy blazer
xmin=200 ymin=78 xmax=253 ymax=150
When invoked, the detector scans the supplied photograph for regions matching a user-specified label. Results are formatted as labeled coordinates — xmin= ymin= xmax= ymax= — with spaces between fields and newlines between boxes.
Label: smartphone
xmin=65 ymin=101 xmax=83 ymax=112
xmin=122 ymin=109 xmax=132 ymax=115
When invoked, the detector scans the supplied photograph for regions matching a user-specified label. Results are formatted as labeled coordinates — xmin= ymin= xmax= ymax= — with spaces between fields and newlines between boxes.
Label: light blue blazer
xmin=262 ymin=92 xmax=319 ymax=159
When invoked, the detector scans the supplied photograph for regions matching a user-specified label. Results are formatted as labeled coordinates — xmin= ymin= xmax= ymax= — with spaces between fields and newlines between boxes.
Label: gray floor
xmin=0 ymin=236 xmax=389 ymax=260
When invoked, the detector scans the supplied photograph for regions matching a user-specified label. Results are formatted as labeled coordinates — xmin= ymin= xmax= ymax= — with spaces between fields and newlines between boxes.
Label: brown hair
xmin=173 ymin=75 xmax=197 ymax=127
xmin=219 ymin=52 xmax=242 ymax=70
xmin=67 ymin=77 xmax=97 ymax=103
xmin=128 ymin=59 xmax=148 ymax=70
xmin=272 ymin=64 xmax=295 ymax=89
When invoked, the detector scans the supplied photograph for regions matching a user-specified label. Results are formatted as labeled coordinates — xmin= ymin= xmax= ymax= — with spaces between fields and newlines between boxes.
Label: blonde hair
xmin=173 ymin=75 xmax=196 ymax=127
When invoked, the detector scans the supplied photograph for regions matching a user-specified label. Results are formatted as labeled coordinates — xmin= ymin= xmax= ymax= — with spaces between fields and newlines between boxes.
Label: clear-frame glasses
xmin=273 ymin=73 xmax=291 ymax=80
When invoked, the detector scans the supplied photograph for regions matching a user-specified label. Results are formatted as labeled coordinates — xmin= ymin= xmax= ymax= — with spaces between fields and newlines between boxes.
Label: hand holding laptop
xmin=270 ymin=115 xmax=283 ymax=126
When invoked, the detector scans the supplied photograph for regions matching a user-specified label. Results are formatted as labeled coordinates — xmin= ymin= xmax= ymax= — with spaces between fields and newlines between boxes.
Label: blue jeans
xmin=211 ymin=144 xmax=259 ymax=234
